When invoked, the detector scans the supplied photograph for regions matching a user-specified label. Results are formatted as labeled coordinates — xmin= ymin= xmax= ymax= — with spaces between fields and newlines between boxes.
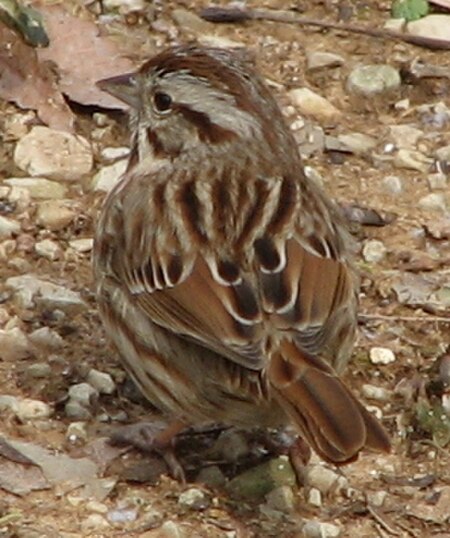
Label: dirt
xmin=0 ymin=1 xmax=449 ymax=537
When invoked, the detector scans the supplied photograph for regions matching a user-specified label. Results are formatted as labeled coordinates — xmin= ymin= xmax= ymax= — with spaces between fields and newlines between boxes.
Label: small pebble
xmin=29 ymin=327 xmax=64 ymax=350
xmin=370 ymin=347 xmax=396 ymax=365
xmin=14 ymin=126 xmax=93 ymax=181
xmin=25 ymin=363 xmax=52 ymax=378
xmin=3 ymin=177 xmax=67 ymax=199
xmin=302 ymin=520 xmax=341 ymax=538
xmin=34 ymin=239 xmax=62 ymax=260
xmin=362 ymin=384 xmax=391 ymax=401
xmin=66 ymin=421 xmax=89 ymax=444
xmin=427 ymin=173 xmax=447 ymax=190
xmin=265 ymin=485 xmax=295 ymax=512
xmin=382 ymin=175 xmax=403 ymax=196
xmin=305 ymin=50 xmax=344 ymax=70
xmin=394 ymin=149 xmax=432 ymax=172
xmin=92 ymin=160 xmax=127 ymax=192
xmin=87 ymin=369 xmax=116 ymax=395
xmin=36 ymin=200 xmax=77 ymax=231
xmin=302 ymin=464 xmax=345 ymax=495
xmin=178 ymin=488 xmax=209 ymax=510
xmin=288 ymin=88 xmax=341 ymax=122
xmin=65 ymin=401 xmax=92 ymax=420
xmin=307 ymin=487 xmax=322 ymax=507
xmin=85 ymin=501 xmax=108 ymax=514
xmin=367 ymin=490 xmax=387 ymax=507
xmin=196 ymin=465 xmax=227 ymax=488
xmin=362 ymin=240 xmax=387 ymax=263
xmin=0 ymin=327 xmax=30 ymax=361
xmin=68 ymin=383 xmax=99 ymax=408
xmin=16 ymin=398 xmax=52 ymax=421
xmin=418 ymin=193 xmax=447 ymax=213
xmin=0 ymin=216 xmax=21 ymax=239
xmin=101 ymin=146 xmax=130 ymax=161
xmin=80 ymin=514 xmax=110 ymax=533
xmin=69 ymin=238 xmax=94 ymax=253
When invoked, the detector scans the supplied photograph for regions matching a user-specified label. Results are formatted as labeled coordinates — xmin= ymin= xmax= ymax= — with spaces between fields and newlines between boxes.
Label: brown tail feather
xmin=268 ymin=340 xmax=390 ymax=463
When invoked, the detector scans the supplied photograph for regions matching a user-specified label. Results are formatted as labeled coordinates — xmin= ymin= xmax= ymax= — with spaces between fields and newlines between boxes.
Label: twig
xmin=200 ymin=7 xmax=450 ymax=51
xmin=367 ymin=504 xmax=401 ymax=536
xmin=359 ymin=313 xmax=450 ymax=323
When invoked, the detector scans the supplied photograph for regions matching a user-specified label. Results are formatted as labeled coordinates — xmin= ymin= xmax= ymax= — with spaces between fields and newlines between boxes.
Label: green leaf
xmin=391 ymin=0 xmax=429 ymax=21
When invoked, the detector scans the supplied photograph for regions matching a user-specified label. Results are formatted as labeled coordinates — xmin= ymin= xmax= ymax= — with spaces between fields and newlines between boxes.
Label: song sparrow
xmin=94 ymin=45 xmax=390 ymax=465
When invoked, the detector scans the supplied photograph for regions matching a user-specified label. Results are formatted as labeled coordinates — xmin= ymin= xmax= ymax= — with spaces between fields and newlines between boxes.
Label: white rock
xmin=347 ymin=65 xmax=401 ymax=96
xmin=66 ymin=421 xmax=89 ymax=443
xmin=303 ymin=520 xmax=341 ymax=538
xmin=85 ymin=501 xmax=108 ymax=514
xmin=0 ymin=395 xmax=19 ymax=413
xmin=87 ymin=369 xmax=116 ymax=395
xmin=178 ymin=487 xmax=207 ymax=509
xmin=382 ymin=175 xmax=403 ymax=195
xmin=100 ymin=146 xmax=130 ymax=161
xmin=307 ymin=487 xmax=322 ymax=507
xmin=6 ymin=274 xmax=85 ymax=313
xmin=0 ymin=216 xmax=20 ymax=239
xmin=14 ymin=126 xmax=93 ymax=181
xmin=384 ymin=18 xmax=406 ymax=32
xmin=80 ymin=514 xmax=110 ymax=533
xmin=362 ymin=240 xmax=387 ymax=263
xmin=0 ymin=327 xmax=30 ymax=361
xmin=159 ymin=520 xmax=185 ymax=538
xmin=288 ymin=88 xmax=341 ymax=122
xmin=367 ymin=490 xmax=387 ymax=507
xmin=29 ymin=327 xmax=64 ymax=350
xmin=369 ymin=347 xmax=396 ymax=365
xmin=306 ymin=50 xmax=344 ymax=70
xmin=362 ymin=384 xmax=391 ymax=401
xmin=4 ymin=177 xmax=67 ymax=199
xmin=36 ymin=200 xmax=77 ymax=230
xmin=92 ymin=160 xmax=127 ymax=192
xmin=68 ymin=238 xmax=94 ymax=253
xmin=407 ymin=15 xmax=450 ymax=41
xmin=103 ymin=0 xmax=146 ymax=12
xmin=16 ymin=398 xmax=52 ymax=421
xmin=303 ymin=464 xmax=345 ymax=495
xmin=35 ymin=239 xmax=62 ymax=260
xmin=418 ymin=193 xmax=447 ymax=213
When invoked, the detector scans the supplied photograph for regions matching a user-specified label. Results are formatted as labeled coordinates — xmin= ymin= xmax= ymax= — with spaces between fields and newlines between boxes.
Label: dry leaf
xmin=37 ymin=4 xmax=136 ymax=109
xmin=0 ymin=25 xmax=75 ymax=130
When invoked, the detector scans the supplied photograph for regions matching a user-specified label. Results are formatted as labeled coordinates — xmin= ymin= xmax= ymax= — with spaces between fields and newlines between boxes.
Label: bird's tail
xmin=268 ymin=339 xmax=390 ymax=463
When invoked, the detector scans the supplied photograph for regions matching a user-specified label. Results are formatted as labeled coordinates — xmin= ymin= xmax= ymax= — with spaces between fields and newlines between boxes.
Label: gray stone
xmin=389 ymin=125 xmax=423 ymax=149
xmin=394 ymin=149 xmax=432 ymax=172
xmin=347 ymin=64 xmax=401 ymax=96
xmin=302 ymin=464 xmax=345 ymax=495
xmin=29 ymin=327 xmax=64 ymax=350
xmin=336 ymin=132 xmax=377 ymax=154
xmin=87 ymin=369 xmax=116 ymax=395
xmin=362 ymin=384 xmax=392 ymax=401
xmin=427 ymin=173 xmax=447 ymax=190
xmin=65 ymin=401 xmax=92 ymax=420
xmin=25 ymin=363 xmax=52 ymax=378
xmin=196 ymin=465 xmax=226 ymax=488
xmin=68 ymin=383 xmax=99 ymax=408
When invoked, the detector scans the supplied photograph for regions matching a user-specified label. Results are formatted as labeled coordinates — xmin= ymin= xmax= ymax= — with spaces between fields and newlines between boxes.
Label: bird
xmin=93 ymin=44 xmax=390 ymax=469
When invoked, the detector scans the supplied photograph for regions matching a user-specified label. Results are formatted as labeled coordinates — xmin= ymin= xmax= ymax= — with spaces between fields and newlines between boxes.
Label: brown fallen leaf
xmin=0 ymin=25 xmax=74 ymax=130
xmin=37 ymin=4 xmax=136 ymax=110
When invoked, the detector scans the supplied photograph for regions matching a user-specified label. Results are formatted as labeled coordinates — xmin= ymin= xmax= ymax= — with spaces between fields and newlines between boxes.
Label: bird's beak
xmin=96 ymin=72 xmax=139 ymax=108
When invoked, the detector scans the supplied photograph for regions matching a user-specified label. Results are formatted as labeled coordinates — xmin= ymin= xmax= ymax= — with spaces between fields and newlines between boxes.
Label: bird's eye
xmin=153 ymin=91 xmax=172 ymax=113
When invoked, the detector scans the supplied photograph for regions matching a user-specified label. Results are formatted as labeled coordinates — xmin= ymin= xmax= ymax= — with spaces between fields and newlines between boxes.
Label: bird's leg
xmin=109 ymin=419 xmax=187 ymax=481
